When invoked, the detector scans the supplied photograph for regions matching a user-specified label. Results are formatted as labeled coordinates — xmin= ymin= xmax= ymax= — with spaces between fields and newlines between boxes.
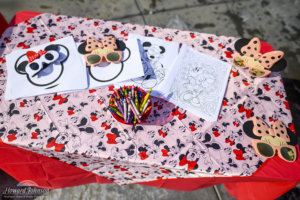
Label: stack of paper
xmin=118 ymin=35 xmax=232 ymax=121
xmin=5 ymin=33 xmax=231 ymax=121
xmin=5 ymin=36 xmax=88 ymax=100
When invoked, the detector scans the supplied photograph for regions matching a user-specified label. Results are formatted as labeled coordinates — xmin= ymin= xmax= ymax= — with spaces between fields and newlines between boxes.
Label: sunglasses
xmin=251 ymin=139 xmax=296 ymax=162
xmin=233 ymin=55 xmax=271 ymax=78
xmin=84 ymin=48 xmax=122 ymax=66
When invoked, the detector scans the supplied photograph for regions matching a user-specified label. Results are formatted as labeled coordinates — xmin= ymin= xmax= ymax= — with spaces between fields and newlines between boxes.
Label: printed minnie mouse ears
xmin=243 ymin=116 xmax=297 ymax=146
xmin=234 ymin=37 xmax=287 ymax=73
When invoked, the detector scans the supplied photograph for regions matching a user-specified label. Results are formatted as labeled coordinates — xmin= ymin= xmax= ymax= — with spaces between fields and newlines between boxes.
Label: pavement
xmin=0 ymin=0 xmax=300 ymax=199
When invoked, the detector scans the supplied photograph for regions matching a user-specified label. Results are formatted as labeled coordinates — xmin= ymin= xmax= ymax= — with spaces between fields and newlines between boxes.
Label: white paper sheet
xmin=87 ymin=34 xmax=145 ymax=89
xmin=160 ymin=45 xmax=232 ymax=122
xmin=5 ymin=36 xmax=88 ymax=100
xmin=115 ymin=34 xmax=180 ymax=96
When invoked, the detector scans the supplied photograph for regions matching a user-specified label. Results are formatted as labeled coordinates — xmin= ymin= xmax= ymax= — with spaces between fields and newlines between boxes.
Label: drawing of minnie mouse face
xmin=77 ymin=36 xmax=130 ymax=83
xmin=142 ymin=42 xmax=165 ymax=64
xmin=15 ymin=44 xmax=69 ymax=88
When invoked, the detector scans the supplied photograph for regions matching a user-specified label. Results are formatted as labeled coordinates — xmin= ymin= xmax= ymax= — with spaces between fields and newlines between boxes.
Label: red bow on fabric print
xmin=106 ymin=133 xmax=117 ymax=144
xmin=26 ymin=27 xmax=35 ymax=33
xmin=19 ymin=101 xmax=26 ymax=107
xmin=31 ymin=132 xmax=39 ymax=139
xmin=26 ymin=50 xmax=47 ymax=63
xmin=7 ymin=133 xmax=17 ymax=142
xmin=67 ymin=109 xmax=75 ymax=116
xmin=0 ymin=57 xmax=5 ymax=63
xmin=275 ymin=91 xmax=284 ymax=98
xmin=233 ymin=149 xmax=246 ymax=160
xmin=46 ymin=139 xmax=65 ymax=152
xmin=159 ymin=130 xmax=167 ymax=138
xmin=179 ymin=155 xmax=197 ymax=171
xmin=172 ymin=109 xmax=186 ymax=120
xmin=161 ymin=149 xmax=169 ymax=157
xmin=213 ymin=130 xmax=220 ymax=137
xmin=101 ymin=122 xmax=111 ymax=130
xmin=269 ymin=117 xmax=277 ymax=122
xmin=233 ymin=121 xmax=240 ymax=127
xmin=34 ymin=113 xmax=42 ymax=121
xmin=225 ymin=138 xmax=235 ymax=146
xmin=238 ymin=105 xmax=253 ymax=119
xmin=154 ymin=102 xmax=162 ymax=110
xmin=52 ymin=95 xmax=68 ymax=105
xmin=4 ymin=37 xmax=11 ymax=43
xmin=17 ymin=42 xmax=30 ymax=49
xmin=283 ymin=101 xmax=290 ymax=110
xmin=138 ymin=151 xmax=149 ymax=160
xmin=90 ymin=115 xmax=98 ymax=121
xmin=230 ymin=69 xmax=239 ymax=77
xmin=264 ymin=85 xmax=271 ymax=91
xmin=189 ymin=125 xmax=197 ymax=132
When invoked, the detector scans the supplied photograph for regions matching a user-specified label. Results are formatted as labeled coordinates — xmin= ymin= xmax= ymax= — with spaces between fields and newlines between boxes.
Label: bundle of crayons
xmin=108 ymin=86 xmax=152 ymax=125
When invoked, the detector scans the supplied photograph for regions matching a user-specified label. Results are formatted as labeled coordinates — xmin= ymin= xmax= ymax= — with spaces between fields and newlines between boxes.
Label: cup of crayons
xmin=108 ymin=86 xmax=152 ymax=125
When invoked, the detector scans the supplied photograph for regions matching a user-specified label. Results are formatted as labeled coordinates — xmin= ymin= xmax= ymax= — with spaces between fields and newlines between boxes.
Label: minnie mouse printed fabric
xmin=0 ymin=13 xmax=295 ymax=185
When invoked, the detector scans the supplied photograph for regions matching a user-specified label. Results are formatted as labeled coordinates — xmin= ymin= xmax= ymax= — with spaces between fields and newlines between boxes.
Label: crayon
xmin=134 ymin=90 xmax=139 ymax=110
xmin=141 ymin=99 xmax=150 ymax=115
xmin=124 ymin=86 xmax=127 ymax=96
xmin=131 ymin=86 xmax=134 ymax=100
xmin=143 ymin=105 xmax=152 ymax=116
xmin=116 ymin=99 xmax=124 ymax=116
xmin=126 ymin=105 xmax=131 ymax=123
xmin=123 ymin=100 xmax=127 ymax=121
xmin=109 ymin=108 xmax=123 ymax=120
xmin=119 ymin=87 xmax=123 ymax=95
xmin=109 ymin=98 xmax=116 ymax=106
xmin=110 ymin=106 xmax=123 ymax=118
xmin=129 ymin=96 xmax=140 ymax=115
xmin=127 ymin=86 xmax=131 ymax=98
xmin=125 ymin=96 xmax=141 ymax=123
xmin=140 ymin=88 xmax=152 ymax=112
xmin=115 ymin=89 xmax=121 ymax=99
xmin=128 ymin=111 xmax=134 ymax=124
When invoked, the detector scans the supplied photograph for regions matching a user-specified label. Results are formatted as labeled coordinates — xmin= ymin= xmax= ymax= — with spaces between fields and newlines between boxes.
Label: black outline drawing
xmin=78 ymin=37 xmax=130 ymax=83
xmin=14 ymin=44 xmax=69 ymax=88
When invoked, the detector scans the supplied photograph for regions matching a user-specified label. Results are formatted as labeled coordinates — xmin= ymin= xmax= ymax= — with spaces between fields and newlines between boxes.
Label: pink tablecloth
xmin=0 ymin=11 xmax=299 ymax=200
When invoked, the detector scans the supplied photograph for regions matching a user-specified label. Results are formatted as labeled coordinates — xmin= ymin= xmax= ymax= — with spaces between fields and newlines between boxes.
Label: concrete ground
xmin=1 ymin=0 xmax=300 ymax=199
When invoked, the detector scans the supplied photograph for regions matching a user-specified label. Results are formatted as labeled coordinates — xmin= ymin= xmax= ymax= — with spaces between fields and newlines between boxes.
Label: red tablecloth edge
xmin=1 ymin=140 xmax=300 ymax=200
xmin=0 ymin=13 xmax=9 ymax=36
xmin=8 ymin=11 xmax=42 ymax=27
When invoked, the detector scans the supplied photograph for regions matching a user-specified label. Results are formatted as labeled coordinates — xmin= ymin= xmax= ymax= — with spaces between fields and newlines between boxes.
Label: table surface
xmin=0 ymin=12 xmax=299 ymax=191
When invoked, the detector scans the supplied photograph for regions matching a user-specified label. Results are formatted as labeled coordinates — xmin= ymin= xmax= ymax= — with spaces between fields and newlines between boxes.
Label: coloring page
xmin=160 ymin=45 xmax=232 ymax=121
xmin=115 ymin=34 xmax=180 ymax=96
xmin=5 ymin=36 xmax=88 ymax=100
xmin=78 ymin=34 xmax=145 ymax=89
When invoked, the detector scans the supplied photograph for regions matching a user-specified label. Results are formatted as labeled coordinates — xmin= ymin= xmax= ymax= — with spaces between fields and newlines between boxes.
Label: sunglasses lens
xmin=280 ymin=147 xmax=295 ymax=161
xmin=234 ymin=57 xmax=245 ymax=68
xmin=107 ymin=53 xmax=120 ymax=62
xmin=87 ymin=55 xmax=101 ymax=64
xmin=257 ymin=143 xmax=274 ymax=157
xmin=249 ymin=68 xmax=265 ymax=77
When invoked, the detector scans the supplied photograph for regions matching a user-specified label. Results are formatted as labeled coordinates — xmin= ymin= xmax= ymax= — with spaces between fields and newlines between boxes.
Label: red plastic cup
xmin=109 ymin=86 xmax=152 ymax=125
